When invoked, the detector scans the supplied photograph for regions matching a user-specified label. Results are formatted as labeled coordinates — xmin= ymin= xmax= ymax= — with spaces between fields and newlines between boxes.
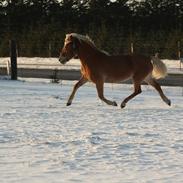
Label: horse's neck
xmin=78 ymin=42 xmax=102 ymax=65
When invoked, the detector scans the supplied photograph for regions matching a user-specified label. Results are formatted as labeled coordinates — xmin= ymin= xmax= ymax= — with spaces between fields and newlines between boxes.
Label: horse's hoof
xmin=167 ymin=100 xmax=171 ymax=106
xmin=66 ymin=102 xmax=71 ymax=106
xmin=113 ymin=101 xmax=118 ymax=106
xmin=121 ymin=103 xmax=126 ymax=108
xmin=164 ymin=99 xmax=171 ymax=106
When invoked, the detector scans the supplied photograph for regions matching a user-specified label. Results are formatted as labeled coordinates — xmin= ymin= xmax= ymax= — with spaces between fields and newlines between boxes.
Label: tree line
xmin=0 ymin=0 xmax=183 ymax=58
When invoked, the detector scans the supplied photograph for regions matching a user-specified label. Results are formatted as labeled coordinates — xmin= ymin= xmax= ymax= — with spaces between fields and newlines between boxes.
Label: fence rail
xmin=0 ymin=67 xmax=182 ymax=87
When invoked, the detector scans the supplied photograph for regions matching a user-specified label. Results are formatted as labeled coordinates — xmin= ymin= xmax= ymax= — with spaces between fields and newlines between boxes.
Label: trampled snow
xmin=0 ymin=79 xmax=183 ymax=182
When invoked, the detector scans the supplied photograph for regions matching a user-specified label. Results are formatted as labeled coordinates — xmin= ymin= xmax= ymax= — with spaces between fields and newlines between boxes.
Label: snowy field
xmin=0 ymin=79 xmax=183 ymax=183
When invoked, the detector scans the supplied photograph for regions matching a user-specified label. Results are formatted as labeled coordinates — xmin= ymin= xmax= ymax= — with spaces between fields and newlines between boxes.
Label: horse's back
xmin=105 ymin=54 xmax=152 ymax=72
xmin=130 ymin=54 xmax=153 ymax=75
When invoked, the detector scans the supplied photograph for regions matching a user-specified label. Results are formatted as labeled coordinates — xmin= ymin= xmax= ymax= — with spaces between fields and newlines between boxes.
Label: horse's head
xmin=59 ymin=34 xmax=79 ymax=64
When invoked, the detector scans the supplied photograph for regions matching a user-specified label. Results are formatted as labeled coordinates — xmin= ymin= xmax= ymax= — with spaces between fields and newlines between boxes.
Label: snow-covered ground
xmin=0 ymin=79 xmax=183 ymax=183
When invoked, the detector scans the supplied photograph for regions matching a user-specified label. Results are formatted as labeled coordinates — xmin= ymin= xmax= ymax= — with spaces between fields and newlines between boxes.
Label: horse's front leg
xmin=96 ymin=81 xmax=117 ymax=106
xmin=67 ymin=76 xmax=87 ymax=106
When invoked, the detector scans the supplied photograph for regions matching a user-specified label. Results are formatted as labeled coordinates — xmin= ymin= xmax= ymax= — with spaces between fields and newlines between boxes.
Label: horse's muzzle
xmin=59 ymin=56 xmax=68 ymax=65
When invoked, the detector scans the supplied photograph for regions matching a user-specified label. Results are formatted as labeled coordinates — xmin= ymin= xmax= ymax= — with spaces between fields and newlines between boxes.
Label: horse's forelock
xmin=64 ymin=34 xmax=72 ymax=46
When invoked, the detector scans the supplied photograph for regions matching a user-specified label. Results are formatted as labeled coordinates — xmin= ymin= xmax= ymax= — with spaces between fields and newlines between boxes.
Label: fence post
xmin=131 ymin=42 xmax=134 ymax=54
xmin=49 ymin=42 xmax=52 ymax=57
xmin=177 ymin=41 xmax=182 ymax=70
xmin=6 ymin=60 xmax=10 ymax=76
xmin=178 ymin=41 xmax=181 ymax=58
xmin=10 ymin=40 xmax=17 ymax=80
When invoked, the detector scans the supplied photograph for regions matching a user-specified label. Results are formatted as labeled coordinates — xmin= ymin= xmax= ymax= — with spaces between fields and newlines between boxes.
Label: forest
xmin=0 ymin=0 xmax=183 ymax=58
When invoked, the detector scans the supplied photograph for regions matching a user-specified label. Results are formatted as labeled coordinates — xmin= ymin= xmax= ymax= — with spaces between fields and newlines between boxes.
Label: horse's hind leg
xmin=145 ymin=77 xmax=171 ymax=106
xmin=121 ymin=80 xmax=142 ymax=108
xmin=96 ymin=81 xmax=117 ymax=106
xmin=66 ymin=76 xmax=87 ymax=106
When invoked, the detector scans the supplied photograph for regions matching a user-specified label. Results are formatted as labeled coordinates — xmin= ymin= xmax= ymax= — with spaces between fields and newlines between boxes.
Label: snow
xmin=0 ymin=79 xmax=183 ymax=183
xmin=0 ymin=57 xmax=80 ymax=70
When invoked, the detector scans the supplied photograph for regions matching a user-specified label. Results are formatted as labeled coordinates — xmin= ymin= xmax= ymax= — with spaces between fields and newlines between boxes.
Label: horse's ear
xmin=69 ymin=35 xmax=73 ymax=40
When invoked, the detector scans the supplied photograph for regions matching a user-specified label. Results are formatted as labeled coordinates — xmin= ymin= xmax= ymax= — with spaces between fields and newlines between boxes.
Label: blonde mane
xmin=69 ymin=33 xmax=95 ymax=47
xmin=66 ymin=33 xmax=110 ymax=56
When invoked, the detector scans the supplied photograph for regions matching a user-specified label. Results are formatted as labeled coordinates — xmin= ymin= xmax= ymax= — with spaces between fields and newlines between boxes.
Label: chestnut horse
xmin=59 ymin=33 xmax=171 ymax=108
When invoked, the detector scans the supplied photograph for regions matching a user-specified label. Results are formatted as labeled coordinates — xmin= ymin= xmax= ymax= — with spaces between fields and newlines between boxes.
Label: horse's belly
xmin=104 ymin=71 xmax=132 ymax=83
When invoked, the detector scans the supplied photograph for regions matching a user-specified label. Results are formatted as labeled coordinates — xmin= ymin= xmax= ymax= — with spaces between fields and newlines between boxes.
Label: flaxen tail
xmin=151 ymin=55 xmax=167 ymax=79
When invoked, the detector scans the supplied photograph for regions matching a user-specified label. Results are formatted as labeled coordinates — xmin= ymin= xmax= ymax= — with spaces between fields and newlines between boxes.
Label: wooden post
xmin=178 ymin=41 xmax=181 ymax=58
xmin=6 ymin=60 xmax=10 ymax=76
xmin=131 ymin=42 xmax=134 ymax=54
xmin=180 ymin=58 xmax=183 ymax=70
xmin=49 ymin=42 xmax=52 ymax=57
xmin=10 ymin=40 xmax=17 ymax=80
xmin=178 ymin=41 xmax=182 ymax=70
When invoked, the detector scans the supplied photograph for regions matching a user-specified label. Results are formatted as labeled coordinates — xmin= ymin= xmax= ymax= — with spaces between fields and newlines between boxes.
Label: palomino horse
xmin=59 ymin=33 xmax=171 ymax=108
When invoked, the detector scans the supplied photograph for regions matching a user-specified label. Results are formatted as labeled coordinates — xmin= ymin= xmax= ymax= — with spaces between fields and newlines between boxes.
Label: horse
xmin=59 ymin=33 xmax=171 ymax=108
